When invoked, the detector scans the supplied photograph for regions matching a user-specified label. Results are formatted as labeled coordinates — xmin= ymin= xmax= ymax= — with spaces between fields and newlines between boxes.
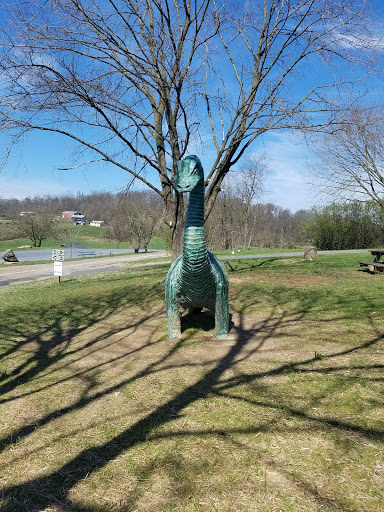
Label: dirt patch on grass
xmin=229 ymin=272 xmax=331 ymax=288
xmin=0 ymin=271 xmax=383 ymax=512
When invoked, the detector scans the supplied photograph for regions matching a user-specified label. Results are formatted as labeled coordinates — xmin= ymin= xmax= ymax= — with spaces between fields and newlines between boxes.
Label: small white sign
xmin=52 ymin=249 xmax=65 ymax=261
xmin=54 ymin=261 xmax=63 ymax=276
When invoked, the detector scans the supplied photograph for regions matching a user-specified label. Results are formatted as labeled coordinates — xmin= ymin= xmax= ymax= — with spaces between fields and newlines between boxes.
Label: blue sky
xmin=0 ymin=129 xmax=318 ymax=211
xmin=1 ymin=1 xmax=383 ymax=212
xmin=0 ymin=130 xmax=134 ymax=198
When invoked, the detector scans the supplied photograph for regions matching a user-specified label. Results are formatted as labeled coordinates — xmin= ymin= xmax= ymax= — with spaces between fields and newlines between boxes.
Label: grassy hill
xmin=0 ymin=223 xmax=166 ymax=252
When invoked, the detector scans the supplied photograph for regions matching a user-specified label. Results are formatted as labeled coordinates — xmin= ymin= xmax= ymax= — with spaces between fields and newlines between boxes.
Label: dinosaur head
xmin=174 ymin=155 xmax=203 ymax=193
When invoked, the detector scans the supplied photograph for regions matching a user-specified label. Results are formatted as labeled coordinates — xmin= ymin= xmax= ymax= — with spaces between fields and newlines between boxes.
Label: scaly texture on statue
xmin=165 ymin=155 xmax=229 ymax=340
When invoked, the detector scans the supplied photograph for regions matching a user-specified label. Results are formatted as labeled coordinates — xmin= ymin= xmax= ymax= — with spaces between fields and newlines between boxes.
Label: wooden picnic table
xmin=78 ymin=251 xmax=97 ymax=257
xmin=370 ymin=250 xmax=384 ymax=262
xmin=359 ymin=250 xmax=384 ymax=272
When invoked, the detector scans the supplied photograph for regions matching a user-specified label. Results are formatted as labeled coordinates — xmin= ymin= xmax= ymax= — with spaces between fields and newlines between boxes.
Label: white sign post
xmin=52 ymin=250 xmax=65 ymax=282
xmin=52 ymin=249 xmax=64 ymax=261
xmin=54 ymin=261 xmax=63 ymax=274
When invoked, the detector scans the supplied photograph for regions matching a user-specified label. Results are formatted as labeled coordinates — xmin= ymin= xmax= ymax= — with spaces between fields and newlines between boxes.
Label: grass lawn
xmin=0 ymin=227 xmax=167 ymax=252
xmin=0 ymin=253 xmax=383 ymax=511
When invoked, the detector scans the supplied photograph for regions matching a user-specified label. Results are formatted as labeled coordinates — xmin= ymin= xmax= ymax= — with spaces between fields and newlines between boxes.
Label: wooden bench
xmin=359 ymin=261 xmax=384 ymax=272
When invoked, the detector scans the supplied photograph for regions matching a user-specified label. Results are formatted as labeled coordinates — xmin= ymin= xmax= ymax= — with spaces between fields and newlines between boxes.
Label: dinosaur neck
xmin=182 ymin=180 xmax=209 ymax=265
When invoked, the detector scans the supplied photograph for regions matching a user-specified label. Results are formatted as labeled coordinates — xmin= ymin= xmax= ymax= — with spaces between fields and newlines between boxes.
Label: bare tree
xmin=54 ymin=219 xmax=82 ymax=257
xmin=104 ymin=191 xmax=164 ymax=249
xmin=205 ymin=159 xmax=266 ymax=250
xmin=126 ymin=191 xmax=164 ymax=252
xmin=232 ymin=157 xmax=267 ymax=249
xmin=16 ymin=211 xmax=56 ymax=247
xmin=0 ymin=221 xmax=18 ymax=241
xmin=205 ymin=186 xmax=241 ymax=251
xmin=104 ymin=194 xmax=132 ymax=248
xmin=0 ymin=0 xmax=379 ymax=257
xmin=312 ymin=108 xmax=384 ymax=208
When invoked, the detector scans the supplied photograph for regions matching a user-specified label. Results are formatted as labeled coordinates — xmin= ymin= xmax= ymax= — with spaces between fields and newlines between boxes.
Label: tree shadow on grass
xmin=180 ymin=309 xmax=235 ymax=336
xmin=181 ymin=309 xmax=216 ymax=333
xmin=0 ymin=284 xmax=383 ymax=511
xmin=0 ymin=279 xmax=164 ymax=396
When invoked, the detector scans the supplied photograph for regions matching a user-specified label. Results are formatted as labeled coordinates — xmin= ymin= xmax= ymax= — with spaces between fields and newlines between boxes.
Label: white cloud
xmin=252 ymin=132 xmax=319 ymax=211
xmin=0 ymin=176 xmax=70 ymax=199
xmin=265 ymin=166 xmax=314 ymax=212
xmin=332 ymin=29 xmax=384 ymax=52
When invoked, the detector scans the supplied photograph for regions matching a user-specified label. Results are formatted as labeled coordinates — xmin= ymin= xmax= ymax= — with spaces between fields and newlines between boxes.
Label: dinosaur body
xmin=165 ymin=155 xmax=229 ymax=340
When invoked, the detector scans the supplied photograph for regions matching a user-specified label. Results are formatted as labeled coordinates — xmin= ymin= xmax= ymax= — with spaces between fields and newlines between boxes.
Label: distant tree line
xmin=2 ymin=191 xmax=384 ymax=251
xmin=206 ymin=201 xmax=309 ymax=251
xmin=205 ymin=166 xmax=310 ymax=250
xmin=0 ymin=191 xmax=164 ymax=250
xmin=0 ymin=191 xmax=115 ymax=221
xmin=301 ymin=202 xmax=384 ymax=250
xmin=0 ymin=187 xmax=310 ymax=250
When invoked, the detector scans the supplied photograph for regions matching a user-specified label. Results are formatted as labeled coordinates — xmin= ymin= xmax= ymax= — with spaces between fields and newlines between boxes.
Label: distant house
xmin=62 ymin=210 xmax=81 ymax=219
xmin=71 ymin=214 xmax=86 ymax=225
xmin=89 ymin=220 xmax=104 ymax=227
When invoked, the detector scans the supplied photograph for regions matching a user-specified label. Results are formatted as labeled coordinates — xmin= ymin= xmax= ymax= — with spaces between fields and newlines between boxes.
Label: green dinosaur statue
xmin=165 ymin=155 xmax=229 ymax=340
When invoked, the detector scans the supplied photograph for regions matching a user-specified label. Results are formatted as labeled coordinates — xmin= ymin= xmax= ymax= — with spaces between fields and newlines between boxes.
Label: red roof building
xmin=62 ymin=211 xmax=81 ymax=219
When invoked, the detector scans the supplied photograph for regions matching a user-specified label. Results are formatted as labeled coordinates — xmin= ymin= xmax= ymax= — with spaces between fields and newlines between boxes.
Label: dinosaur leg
xmin=165 ymin=258 xmax=183 ymax=341
xmin=215 ymin=281 xmax=229 ymax=338
xmin=166 ymin=289 xmax=182 ymax=340
xmin=167 ymin=310 xmax=181 ymax=340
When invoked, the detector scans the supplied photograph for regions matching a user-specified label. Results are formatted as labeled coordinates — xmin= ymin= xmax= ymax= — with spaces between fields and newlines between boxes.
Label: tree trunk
xmin=171 ymin=218 xmax=185 ymax=260
xmin=166 ymin=190 xmax=186 ymax=261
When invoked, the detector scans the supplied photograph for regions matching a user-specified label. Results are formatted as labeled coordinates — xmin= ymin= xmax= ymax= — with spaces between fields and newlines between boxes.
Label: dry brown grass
xmin=0 ymin=256 xmax=383 ymax=511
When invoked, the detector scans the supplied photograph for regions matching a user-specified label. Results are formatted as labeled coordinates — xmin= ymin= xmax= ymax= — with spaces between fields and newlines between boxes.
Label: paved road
xmin=0 ymin=251 xmax=169 ymax=287
xmin=222 ymin=249 xmax=369 ymax=260
xmin=11 ymin=247 xmax=140 ymax=262
xmin=0 ymin=248 xmax=370 ymax=287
